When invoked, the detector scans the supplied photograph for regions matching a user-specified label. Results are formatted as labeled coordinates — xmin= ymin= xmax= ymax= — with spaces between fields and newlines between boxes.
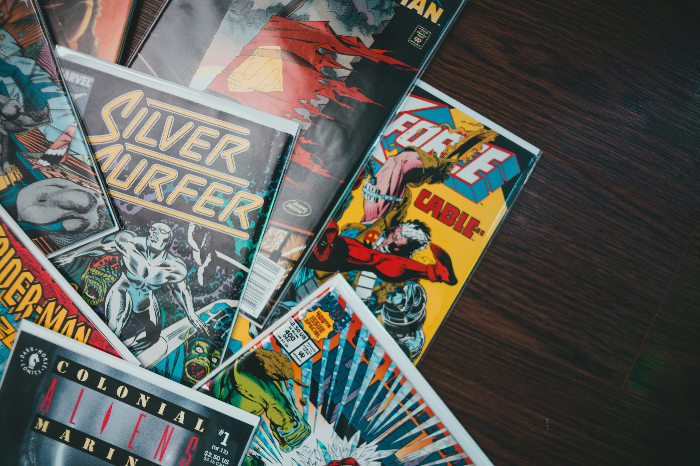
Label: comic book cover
xmin=0 ymin=205 xmax=138 ymax=380
xmin=0 ymin=0 xmax=119 ymax=257
xmin=0 ymin=320 xmax=260 ymax=466
xmin=38 ymin=0 xmax=138 ymax=63
xmin=51 ymin=47 xmax=299 ymax=386
xmin=195 ymin=274 xmax=493 ymax=466
xmin=127 ymin=0 xmax=470 ymax=327
xmin=227 ymin=81 xmax=541 ymax=363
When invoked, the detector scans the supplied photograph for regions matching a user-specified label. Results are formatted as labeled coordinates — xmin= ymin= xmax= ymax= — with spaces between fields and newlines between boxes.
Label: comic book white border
xmin=0 ymin=205 xmax=140 ymax=365
xmin=197 ymin=274 xmax=494 ymax=466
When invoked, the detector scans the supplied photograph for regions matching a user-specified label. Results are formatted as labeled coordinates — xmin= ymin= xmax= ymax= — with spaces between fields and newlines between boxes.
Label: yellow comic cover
xmin=229 ymin=81 xmax=541 ymax=363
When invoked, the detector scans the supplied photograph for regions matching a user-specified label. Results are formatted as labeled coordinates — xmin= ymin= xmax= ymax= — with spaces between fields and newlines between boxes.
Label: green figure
xmin=211 ymin=348 xmax=311 ymax=452
xmin=182 ymin=329 xmax=222 ymax=387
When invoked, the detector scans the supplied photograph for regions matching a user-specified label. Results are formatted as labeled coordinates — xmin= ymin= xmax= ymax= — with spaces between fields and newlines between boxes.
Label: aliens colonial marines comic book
xmin=0 ymin=320 xmax=259 ymax=466
xmin=51 ymin=48 xmax=299 ymax=386
xmin=38 ymin=0 xmax=138 ymax=63
xmin=196 ymin=275 xmax=493 ymax=466
xmin=0 ymin=0 xmax=119 ymax=257
xmin=0 ymin=205 xmax=138 ymax=379
xmin=127 ymin=0 xmax=470 ymax=328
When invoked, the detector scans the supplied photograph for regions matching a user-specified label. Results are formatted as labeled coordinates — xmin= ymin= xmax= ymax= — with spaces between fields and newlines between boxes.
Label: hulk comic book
xmin=0 ymin=205 xmax=138 ymax=380
xmin=38 ymin=0 xmax=138 ymax=63
xmin=51 ymin=48 xmax=298 ymax=387
xmin=0 ymin=321 xmax=259 ymax=466
xmin=128 ymin=0 xmax=470 ymax=327
xmin=228 ymin=81 xmax=540 ymax=363
xmin=196 ymin=275 xmax=493 ymax=466
xmin=0 ymin=0 xmax=119 ymax=256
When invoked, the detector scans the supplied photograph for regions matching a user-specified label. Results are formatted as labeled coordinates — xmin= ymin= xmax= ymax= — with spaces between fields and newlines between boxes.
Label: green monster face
xmin=80 ymin=266 xmax=118 ymax=306
xmin=183 ymin=336 xmax=221 ymax=387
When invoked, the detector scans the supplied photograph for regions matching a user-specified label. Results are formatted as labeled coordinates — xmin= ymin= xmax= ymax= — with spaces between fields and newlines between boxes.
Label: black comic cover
xmin=127 ymin=0 xmax=469 ymax=327
xmin=0 ymin=0 xmax=119 ymax=257
xmin=0 ymin=320 xmax=259 ymax=466
xmin=51 ymin=48 xmax=299 ymax=387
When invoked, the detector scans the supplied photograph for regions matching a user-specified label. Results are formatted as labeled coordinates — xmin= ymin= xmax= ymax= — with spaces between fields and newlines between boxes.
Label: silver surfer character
xmin=56 ymin=223 xmax=207 ymax=352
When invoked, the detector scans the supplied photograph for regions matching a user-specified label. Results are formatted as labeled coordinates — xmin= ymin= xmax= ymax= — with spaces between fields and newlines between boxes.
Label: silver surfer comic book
xmin=52 ymin=48 xmax=299 ymax=387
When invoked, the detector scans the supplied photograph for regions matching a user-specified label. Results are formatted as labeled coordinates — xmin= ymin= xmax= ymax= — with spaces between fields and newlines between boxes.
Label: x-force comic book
xmin=0 ymin=0 xmax=119 ymax=256
xmin=52 ymin=48 xmax=299 ymax=387
xmin=0 ymin=320 xmax=259 ymax=466
xmin=227 ymin=81 xmax=541 ymax=364
xmin=196 ymin=275 xmax=493 ymax=466
xmin=38 ymin=0 xmax=138 ymax=63
xmin=0 ymin=205 xmax=138 ymax=380
xmin=128 ymin=0 xmax=469 ymax=327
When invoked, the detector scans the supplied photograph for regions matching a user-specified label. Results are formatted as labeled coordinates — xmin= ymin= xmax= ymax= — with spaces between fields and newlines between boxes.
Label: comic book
xmin=0 ymin=0 xmax=120 ymax=257
xmin=51 ymin=47 xmax=299 ymax=386
xmin=0 ymin=204 xmax=138 ymax=379
xmin=127 ymin=0 xmax=470 ymax=328
xmin=226 ymin=81 xmax=541 ymax=363
xmin=195 ymin=274 xmax=493 ymax=466
xmin=38 ymin=0 xmax=138 ymax=63
xmin=0 ymin=320 xmax=260 ymax=466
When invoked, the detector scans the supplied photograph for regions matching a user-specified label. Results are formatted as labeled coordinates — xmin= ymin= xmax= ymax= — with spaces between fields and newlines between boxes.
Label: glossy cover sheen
xmin=228 ymin=81 xmax=540 ymax=364
xmin=0 ymin=0 xmax=119 ymax=256
xmin=128 ymin=0 xmax=469 ymax=326
xmin=0 ymin=205 xmax=138 ymax=378
xmin=38 ymin=0 xmax=137 ymax=63
xmin=196 ymin=275 xmax=493 ymax=466
xmin=52 ymin=48 xmax=298 ymax=387
xmin=0 ymin=320 xmax=259 ymax=466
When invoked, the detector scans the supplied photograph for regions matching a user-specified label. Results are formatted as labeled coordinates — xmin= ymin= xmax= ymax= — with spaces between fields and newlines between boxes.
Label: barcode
xmin=239 ymin=255 xmax=286 ymax=320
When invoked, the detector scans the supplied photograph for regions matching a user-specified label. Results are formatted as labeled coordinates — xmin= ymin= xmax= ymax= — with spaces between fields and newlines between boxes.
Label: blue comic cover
xmin=197 ymin=275 xmax=493 ymax=466
xmin=52 ymin=48 xmax=299 ymax=387
xmin=0 ymin=0 xmax=119 ymax=256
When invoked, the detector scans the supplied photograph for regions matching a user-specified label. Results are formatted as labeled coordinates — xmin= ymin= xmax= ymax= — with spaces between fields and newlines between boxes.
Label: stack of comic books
xmin=0 ymin=2 xmax=540 ymax=466
xmin=127 ymin=0 xmax=472 ymax=328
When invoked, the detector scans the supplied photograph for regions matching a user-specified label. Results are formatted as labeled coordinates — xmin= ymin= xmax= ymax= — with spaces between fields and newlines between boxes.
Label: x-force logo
xmin=379 ymin=110 xmax=521 ymax=203
xmin=20 ymin=346 xmax=48 ymax=375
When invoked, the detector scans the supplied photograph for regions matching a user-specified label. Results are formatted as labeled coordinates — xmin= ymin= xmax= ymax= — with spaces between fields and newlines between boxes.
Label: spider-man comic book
xmin=127 ymin=0 xmax=470 ymax=328
xmin=51 ymin=48 xmax=298 ymax=387
xmin=196 ymin=275 xmax=493 ymax=466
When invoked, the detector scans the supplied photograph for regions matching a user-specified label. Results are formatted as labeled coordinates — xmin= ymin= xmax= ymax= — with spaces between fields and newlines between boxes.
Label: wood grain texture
xmin=420 ymin=314 xmax=700 ymax=466
xmin=120 ymin=0 xmax=700 ymax=463
xmin=625 ymin=229 xmax=700 ymax=422
xmin=430 ymin=154 xmax=694 ymax=385
xmin=422 ymin=0 xmax=700 ymax=220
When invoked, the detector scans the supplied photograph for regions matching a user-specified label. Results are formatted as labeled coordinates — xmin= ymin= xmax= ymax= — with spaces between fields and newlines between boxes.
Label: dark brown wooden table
xmin=125 ymin=1 xmax=700 ymax=464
